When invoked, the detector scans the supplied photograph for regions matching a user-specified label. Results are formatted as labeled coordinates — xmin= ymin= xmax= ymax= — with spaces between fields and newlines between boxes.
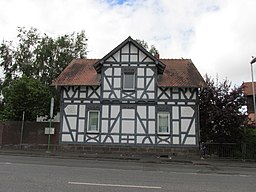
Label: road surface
xmin=0 ymin=154 xmax=255 ymax=192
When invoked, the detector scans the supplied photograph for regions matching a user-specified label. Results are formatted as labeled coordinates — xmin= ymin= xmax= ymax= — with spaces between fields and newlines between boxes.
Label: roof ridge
xmin=73 ymin=58 xmax=192 ymax=61
xmin=160 ymin=58 xmax=191 ymax=60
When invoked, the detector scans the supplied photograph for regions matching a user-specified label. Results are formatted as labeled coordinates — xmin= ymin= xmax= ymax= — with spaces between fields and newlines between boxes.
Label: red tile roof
xmin=52 ymin=59 xmax=100 ymax=86
xmin=242 ymin=82 xmax=256 ymax=96
xmin=158 ymin=59 xmax=206 ymax=88
xmin=52 ymin=58 xmax=206 ymax=88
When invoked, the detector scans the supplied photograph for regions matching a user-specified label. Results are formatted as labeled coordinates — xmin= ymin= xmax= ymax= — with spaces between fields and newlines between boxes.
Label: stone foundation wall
xmin=58 ymin=144 xmax=200 ymax=157
xmin=1 ymin=143 xmax=200 ymax=158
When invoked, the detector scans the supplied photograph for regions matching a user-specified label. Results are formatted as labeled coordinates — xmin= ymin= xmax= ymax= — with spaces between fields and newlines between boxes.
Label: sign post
xmin=20 ymin=111 xmax=25 ymax=148
xmin=47 ymin=97 xmax=54 ymax=152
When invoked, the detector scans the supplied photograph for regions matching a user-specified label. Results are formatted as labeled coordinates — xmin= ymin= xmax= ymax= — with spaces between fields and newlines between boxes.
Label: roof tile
xmin=158 ymin=59 xmax=206 ymax=88
xmin=53 ymin=58 xmax=206 ymax=88
xmin=52 ymin=59 xmax=100 ymax=86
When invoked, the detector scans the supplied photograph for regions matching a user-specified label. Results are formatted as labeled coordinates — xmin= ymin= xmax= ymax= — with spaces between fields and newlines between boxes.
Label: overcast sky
xmin=0 ymin=0 xmax=256 ymax=86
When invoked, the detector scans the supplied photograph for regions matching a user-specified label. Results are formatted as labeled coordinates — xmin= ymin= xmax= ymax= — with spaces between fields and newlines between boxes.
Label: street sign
xmin=45 ymin=127 xmax=55 ymax=135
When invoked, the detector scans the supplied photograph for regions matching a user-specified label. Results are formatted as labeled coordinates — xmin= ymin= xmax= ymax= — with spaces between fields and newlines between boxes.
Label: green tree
xmin=199 ymin=75 xmax=246 ymax=143
xmin=135 ymin=39 xmax=149 ymax=50
xmin=0 ymin=27 xmax=88 ymax=86
xmin=135 ymin=39 xmax=159 ymax=56
xmin=1 ymin=76 xmax=53 ymax=121
xmin=149 ymin=45 xmax=159 ymax=56
xmin=0 ymin=27 xmax=88 ymax=120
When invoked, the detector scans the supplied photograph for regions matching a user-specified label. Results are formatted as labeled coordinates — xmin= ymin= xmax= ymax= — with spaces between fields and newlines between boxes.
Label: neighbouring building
xmin=242 ymin=81 xmax=256 ymax=123
xmin=53 ymin=37 xmax=206 ymax=148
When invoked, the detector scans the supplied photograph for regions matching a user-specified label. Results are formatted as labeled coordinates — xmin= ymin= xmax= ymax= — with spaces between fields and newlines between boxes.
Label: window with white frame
xmin=158 ymin=112 xmax=170 ymax=134
xmin=123 ymin=72 xmax=135 ymax=90
xmin=87 ymin=111 xmax=99 ymax=132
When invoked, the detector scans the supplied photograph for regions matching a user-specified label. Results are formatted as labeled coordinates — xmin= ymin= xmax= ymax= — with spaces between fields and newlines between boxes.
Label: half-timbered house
xmin=53 ymin=37 xmax=206 ymax=148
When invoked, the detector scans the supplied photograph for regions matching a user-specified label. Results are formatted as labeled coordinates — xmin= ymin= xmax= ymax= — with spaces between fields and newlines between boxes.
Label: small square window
xmin=87 ymin=111 xmax=99 ymax=132
xmin=123 ymin=73 xmax=135 ymax=90
xmin=158 ymin=112 xmax=170 ymax=134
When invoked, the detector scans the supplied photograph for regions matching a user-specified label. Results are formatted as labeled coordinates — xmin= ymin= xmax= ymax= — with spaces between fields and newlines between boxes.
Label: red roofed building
xmin=53 ymin=37 xmax=206 ymax=148
xmin=242 ymin=82 xmax=256 ymax=122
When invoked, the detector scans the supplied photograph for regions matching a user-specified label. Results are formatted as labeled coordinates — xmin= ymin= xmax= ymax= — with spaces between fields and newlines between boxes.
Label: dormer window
xmin=123 ymin=72 xmax=135 ymax=90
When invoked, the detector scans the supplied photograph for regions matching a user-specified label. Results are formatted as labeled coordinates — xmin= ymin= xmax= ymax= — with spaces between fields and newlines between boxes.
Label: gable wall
xmin=102 ymin=42 xmax=156 ymax=102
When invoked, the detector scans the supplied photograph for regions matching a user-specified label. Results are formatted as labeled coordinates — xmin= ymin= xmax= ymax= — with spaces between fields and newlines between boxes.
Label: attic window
xmin=123 ymin=72 xmax=135 ymax=90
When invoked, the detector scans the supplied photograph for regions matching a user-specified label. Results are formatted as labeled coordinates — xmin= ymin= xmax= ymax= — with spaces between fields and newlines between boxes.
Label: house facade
xmin=53 ymin=37 xmax=206 ymax=147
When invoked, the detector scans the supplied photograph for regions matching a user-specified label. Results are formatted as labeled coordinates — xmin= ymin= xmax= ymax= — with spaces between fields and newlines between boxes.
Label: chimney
xmin=154 ymin=53 xmax=160 ymax=59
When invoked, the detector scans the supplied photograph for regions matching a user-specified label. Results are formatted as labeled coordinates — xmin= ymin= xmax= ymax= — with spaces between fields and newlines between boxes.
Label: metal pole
xmin=251 ymin=63 xmax=256 ymax=122
xmin=47 ymin=97 xmax=54 ymax=152
xmin=20 ymin=111 xmax=25 ymax=147
xmin=47 ymin=117 xmax=52 ymax=151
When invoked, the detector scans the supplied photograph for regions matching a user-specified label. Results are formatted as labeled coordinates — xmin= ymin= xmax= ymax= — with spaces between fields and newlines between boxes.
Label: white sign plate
xmin=45 ymin=127 xmax=55 ymax=135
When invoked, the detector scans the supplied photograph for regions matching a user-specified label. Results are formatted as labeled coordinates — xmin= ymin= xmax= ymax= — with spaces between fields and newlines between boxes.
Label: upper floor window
xmin=123 ymin=72 xmax=135 ymax=90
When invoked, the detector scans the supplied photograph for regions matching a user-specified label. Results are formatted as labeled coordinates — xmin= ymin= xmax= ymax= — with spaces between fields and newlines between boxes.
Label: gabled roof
xmin=94 ymin=36 xmax=166 ymax=74
xmin=158 ymin=59 xmax=206 ymax=88
xmin=242 ymin=82 xmax=256 ymax=96
xmin=53 ymin=58 xmax=206 ymax=88
xmin=52 ymin=59 xmax=100 ymax=86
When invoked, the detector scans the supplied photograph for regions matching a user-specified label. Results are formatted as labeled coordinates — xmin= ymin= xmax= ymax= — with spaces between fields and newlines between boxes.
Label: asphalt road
xmin=0 ymin=154 xmax=256 ymax=192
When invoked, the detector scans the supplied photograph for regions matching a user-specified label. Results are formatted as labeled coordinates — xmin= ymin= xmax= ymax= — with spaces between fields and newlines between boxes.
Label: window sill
xmin=123 ymin=89 xmax=135 ymax=92
xmin=87 ymin=131 xmax=99 ymax=134
xmin=157 ymin=132 xmax=170 ymax=135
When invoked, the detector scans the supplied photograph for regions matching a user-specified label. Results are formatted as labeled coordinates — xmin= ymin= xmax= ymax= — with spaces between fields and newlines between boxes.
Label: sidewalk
xmin=0 ymin=148 xmax=255 ymax=168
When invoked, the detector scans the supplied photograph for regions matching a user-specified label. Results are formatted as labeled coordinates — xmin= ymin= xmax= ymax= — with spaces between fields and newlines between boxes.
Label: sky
xmin=0 ymin=0 xmax=256 ymax=86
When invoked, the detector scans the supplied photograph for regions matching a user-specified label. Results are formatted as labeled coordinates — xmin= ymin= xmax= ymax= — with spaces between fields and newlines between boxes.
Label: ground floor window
xmin=158 ymin=112 xmax=170 ymax=134
xmin=87 ymin=111 xmax=99 ymax=132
